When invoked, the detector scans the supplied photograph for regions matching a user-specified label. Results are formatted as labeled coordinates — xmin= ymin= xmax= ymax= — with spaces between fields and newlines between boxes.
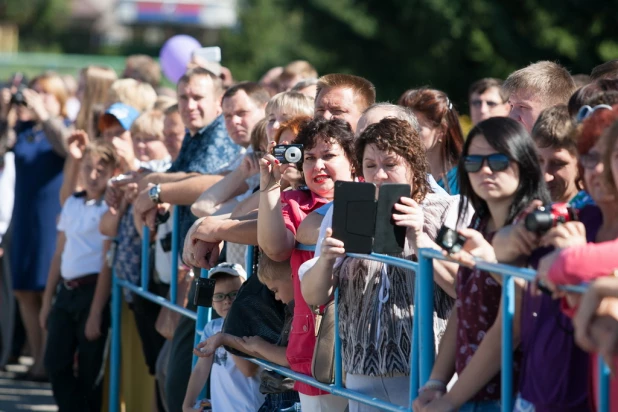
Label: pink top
xmin=280 ymin=189 xmax=330 ymax=396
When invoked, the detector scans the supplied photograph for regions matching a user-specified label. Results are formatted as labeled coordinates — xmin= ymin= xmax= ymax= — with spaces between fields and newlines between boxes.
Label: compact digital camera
xmin=436 ymin=226 xmax=467 ymax=254
xmin=273 ymin=144 xmax=303 ymax=164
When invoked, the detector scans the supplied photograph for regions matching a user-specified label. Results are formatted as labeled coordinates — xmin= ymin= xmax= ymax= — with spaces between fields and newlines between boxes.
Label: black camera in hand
xmin=193 ymin=277 xmax=216 ymax=307
xmin=436 ymin=226 xmax=467 ymax=254
xmin=273 ymin=144 xmax=303 ymax=164
xmin=524 ymin=203 xmax=578 ymax=233
xmin=10 ymin=84 xmax=26 ymax=106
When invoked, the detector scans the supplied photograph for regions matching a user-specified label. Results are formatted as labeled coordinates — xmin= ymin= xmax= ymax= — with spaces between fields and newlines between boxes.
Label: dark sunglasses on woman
xmin=463 ymin=154 xmax=510 ymax=173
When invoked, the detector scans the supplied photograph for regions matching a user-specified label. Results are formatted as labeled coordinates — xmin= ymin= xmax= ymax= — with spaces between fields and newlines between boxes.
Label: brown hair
xmin=273 ymin=116 xmax=312 ymax=144
xmin=257 ymin=252 xmax=292 ymax=284
xmin=316 ymin=74 xmax=376 ymax=112
xmin=356 ymin=118 xmax=430 ymax=202
xmin=398 ymin=87 xmax=464 ymax=174
xmin=602 ymin=119 xmax=618 ymax=188
xmin=503 ymin=61 xmax=576 ymax=107
xmin=222 ymin=82 xmax=270 ymax=107
xmin=295 ymin=118 xmax=358 ymax=173
xmin=83 ymin=140 xmax=119 ymax=169
xmin=30 ymin=72 xmax=69 ymax=118
xmin=531 ymin=105 xmax=576 ymax=154
xmin=164 ymin=104 xmax=179 ymax=116
xmin=123 ymin=54 xmax=161 ymax=88
xmin=178 ymin=67 xmax=224 ymax=98
xmin=250 ymin=118 xmax=268 ymax=152
xmin=468 ymin=78 xmax=509 ymax=102
xmin=568 ymin=79 xmax=618 ymax=117
xmin=591 ymin=59 xmax=618 ymax=81
xmin=153 ymin=96 xmax=177 ymax=112
xmin=75 ymin=66 xmax=118 ymax=136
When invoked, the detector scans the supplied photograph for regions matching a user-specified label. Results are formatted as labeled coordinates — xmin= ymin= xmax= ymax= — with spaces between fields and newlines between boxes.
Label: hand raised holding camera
xmin=446 ymin=228 xmax=497 ymax=269
xmin=259 ymin=142 xmax=283 ymax=191
xmin=68 ymin=130 xmax=89 ymax=160
xmin=22 ymin=88 xmax=50 ymax=122
xmin=539 ymin=221 xmax=587 ymax=249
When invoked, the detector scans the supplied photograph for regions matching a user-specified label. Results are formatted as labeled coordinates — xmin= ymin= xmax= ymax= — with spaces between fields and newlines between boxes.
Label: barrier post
xmin=246 ymin=245 xmax=254 ymax=278
xmin=334 ymin=288 xmax=343 ymax=388
xmin=193 ymin=268 xmax=211 ymax=368
xmin=599 ymin=357 xmax=610 ymax=412
xmin=418 ymin=250 xmax=435 ymax=385
xmin=409 ymin=278 xmax=420 ymax=407
xmin=501 ymin=275 xmax=515 ymax=412
xmin=141 ymin=225 xmax=150 ymax=290
xmin=170 ymin=207 xmax=180 ymax=304
xmin=109 ymin=271 xmax=122 ymax=412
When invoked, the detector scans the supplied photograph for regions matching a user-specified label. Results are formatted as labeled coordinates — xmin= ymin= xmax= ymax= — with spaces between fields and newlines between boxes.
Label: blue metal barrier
xmin=109 ymin=211 xmax=610 ymax=412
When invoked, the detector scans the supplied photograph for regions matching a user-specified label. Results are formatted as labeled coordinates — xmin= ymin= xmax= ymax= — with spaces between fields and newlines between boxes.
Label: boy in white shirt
xmin=183 ymin=263 xmax=265 ymax=412
xmin=39 ymin=141 xmax=118 ymax=412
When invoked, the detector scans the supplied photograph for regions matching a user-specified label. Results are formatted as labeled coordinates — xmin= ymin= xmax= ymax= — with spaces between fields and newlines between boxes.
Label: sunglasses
xmin=576 ymin=104 xmax=613 ymax=123
xmin=463 ymin=154 xmax=510 ymax=173
xmin=212 ymin=291 xmax=239 ymax=302
xmin=579 ymin=151 xmax=602 ymax=170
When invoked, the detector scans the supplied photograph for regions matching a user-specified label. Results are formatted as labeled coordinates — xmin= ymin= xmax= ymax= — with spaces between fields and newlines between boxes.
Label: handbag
xmin=155 ymin=269 xmax=193 ymax=340
xmin=311 ymin=299 xmax=336 ymax=384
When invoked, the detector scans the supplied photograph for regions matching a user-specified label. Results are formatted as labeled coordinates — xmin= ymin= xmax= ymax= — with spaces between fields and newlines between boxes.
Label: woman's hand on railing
xmin=418 ymin=397 xmax=457 ymax=412
xmin=533 ymin=249 xmax=564 ymax=298
xmin=412 ymin=386 xmax=445 ymax=411
xmin=193 ymin=333 xmax=224 ymax=358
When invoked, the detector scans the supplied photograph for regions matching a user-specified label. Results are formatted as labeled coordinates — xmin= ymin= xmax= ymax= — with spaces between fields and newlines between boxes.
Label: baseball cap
xmin=99 ymin=103 xmax=140 ymax=132
xmin=208 ymin=262 xmax=247 ymax=281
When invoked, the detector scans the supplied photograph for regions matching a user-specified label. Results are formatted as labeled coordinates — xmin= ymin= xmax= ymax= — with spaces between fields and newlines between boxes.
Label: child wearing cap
xmin=195 ymin=255 xmax=300 ymax=412
xmin=183 ymin=263 xmax=265 ymax=412
xmin=39 ymin=141 xmax=119 ymax=411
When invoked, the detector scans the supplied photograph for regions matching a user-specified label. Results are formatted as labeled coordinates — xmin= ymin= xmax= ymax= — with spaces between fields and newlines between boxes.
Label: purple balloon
xmin=159 ymin=35 xmax=202 ymax=84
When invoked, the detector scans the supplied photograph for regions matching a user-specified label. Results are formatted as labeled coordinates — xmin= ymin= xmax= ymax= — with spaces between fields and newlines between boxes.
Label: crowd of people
xmin=1 ymin=52 xmax=618 ymax=412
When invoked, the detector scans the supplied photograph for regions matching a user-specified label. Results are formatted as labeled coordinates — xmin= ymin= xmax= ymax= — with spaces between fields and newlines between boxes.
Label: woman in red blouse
xmin=257 ymin=118 xmax=357 ymax=411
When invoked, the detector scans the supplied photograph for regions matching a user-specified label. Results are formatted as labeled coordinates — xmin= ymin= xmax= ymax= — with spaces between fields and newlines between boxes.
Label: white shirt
xmin=200 ymin=318 xmax=265 ymax=411
xmin=57 ymin=194 xmax=109 ymax=280
xmin=0 ymin=152 xmax=15 ymax=244
xmin=155 ymin=206 xmax=174 ymax=284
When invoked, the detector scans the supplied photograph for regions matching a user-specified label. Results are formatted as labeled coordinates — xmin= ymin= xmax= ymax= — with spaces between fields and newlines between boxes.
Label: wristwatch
xmin=148 ymin=184 xmax=162 ymax=204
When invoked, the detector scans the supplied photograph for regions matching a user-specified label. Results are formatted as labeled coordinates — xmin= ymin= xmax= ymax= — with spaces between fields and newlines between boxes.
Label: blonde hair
xmin=154 ymin=96 xmax=177 ymax=111
xmin=75 ymin=66 xmax=118 ymax=136
xmin=503 ymin=61 xmax=577 ymax=107
xmin=130 ymin=110 xmax=165 ymax=140
xmin=30 ymin=72 xmax=69 ymax=118
xmin=265 ymin=91 xmax=314 ymax=118
xmin=108 ymin=78 xmax=157 ymax=112
xmin=83 ymin=140 xmax=119 ymax=169
xmin=257 ymin=252 xmax=292 ymax=284
xmin=280 ymin=60 xmax=318 ymax=80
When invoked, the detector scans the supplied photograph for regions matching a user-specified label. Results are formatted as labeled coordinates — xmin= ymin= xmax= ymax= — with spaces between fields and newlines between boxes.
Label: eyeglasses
xmin=576 ymin=104 xmax=613 ymax=123
xmin=212 ymin=291 xmax=239 ymax=302
xmin=463 ymin=154 xmax=510 ymax=173
xmin=579 ymin=151 xmax=602 ymax=170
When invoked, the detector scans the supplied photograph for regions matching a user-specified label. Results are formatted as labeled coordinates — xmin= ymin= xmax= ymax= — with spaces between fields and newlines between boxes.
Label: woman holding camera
xmin=0 ymin=72 xmax=71 ymax=380
xmin=414 ymin=117 xmax=551 ymax=412
xmin=300 ymin=118 xmax=463 ymax=411
xmin=257 ymin=118 xmax=357 ymax=411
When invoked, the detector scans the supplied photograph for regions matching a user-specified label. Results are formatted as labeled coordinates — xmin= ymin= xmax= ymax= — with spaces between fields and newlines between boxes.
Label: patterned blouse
xmin=335 ymin=193 xmax=460 ymax=376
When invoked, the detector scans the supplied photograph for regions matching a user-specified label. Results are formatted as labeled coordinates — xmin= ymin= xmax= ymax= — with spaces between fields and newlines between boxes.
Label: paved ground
xmin=0 ymin=358 xmax=57 ymax=412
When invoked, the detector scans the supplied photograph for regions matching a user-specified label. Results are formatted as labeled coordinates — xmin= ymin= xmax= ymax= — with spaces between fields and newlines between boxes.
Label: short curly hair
xmin=294 ymin=118 xmax=358 ymax=171
xmin=355 ymin=118 xmax=430 ymax=202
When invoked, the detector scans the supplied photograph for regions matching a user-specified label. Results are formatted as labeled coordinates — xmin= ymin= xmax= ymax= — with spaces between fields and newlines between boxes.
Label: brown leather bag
xmin=155 ymin=269 xmax=193 ymax=340
xmin=311 ymin=299 xmax=336 ymax=384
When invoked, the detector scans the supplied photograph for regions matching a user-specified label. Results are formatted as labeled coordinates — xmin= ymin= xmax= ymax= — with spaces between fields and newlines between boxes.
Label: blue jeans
xmin=458 ymin=400 xmax=501 ymax=412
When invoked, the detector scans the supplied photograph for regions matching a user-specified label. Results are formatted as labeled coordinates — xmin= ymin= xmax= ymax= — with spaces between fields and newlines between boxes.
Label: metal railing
xmin=108 ymin=208 xmax=611 ymax=412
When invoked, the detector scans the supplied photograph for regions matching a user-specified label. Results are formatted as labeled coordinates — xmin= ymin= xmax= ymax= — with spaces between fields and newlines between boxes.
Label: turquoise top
xmin=437 ymin=166 xmax=459 ymax=195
